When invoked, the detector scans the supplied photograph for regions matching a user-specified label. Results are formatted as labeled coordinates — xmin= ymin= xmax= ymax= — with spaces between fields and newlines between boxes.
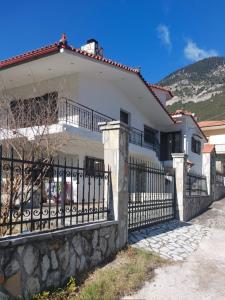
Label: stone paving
xmin=128 ymin=220 xmax=209 ymax=261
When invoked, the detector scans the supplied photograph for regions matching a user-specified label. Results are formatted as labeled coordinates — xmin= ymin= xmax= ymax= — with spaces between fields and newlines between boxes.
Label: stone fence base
xmin=184 ymin=196 xmax=212 ymax=221
xmin=0 ymin=221 xmax=118 ymax=299
xmin=214 ymin=186 xmax=225 ymax=201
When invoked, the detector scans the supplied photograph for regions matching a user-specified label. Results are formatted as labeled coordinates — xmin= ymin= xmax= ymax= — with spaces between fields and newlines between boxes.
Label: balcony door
xmin=160 ymin=131 xmax=182 ymax=161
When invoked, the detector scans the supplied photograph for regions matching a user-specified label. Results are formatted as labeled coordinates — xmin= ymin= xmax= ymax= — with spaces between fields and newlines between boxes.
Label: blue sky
xmin=0 ymin=0 xmax=224 ymax=82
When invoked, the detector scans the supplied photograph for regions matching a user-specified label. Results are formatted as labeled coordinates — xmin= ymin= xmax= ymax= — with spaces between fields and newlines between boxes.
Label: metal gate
xmin=128 ymin=158 xmax=175 ymax=231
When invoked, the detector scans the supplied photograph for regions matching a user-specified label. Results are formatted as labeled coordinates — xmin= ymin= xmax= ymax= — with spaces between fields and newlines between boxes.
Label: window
xmin=160 ymin=131 xmax=182 ymax=161
xmin=85 ymin=156 xmax=104 ymax=176
xmin=120 ymin=110 xmax=129 ymax=125
xmin=191 ymin=137 xmax=201 ymax=155
xmin=144 ymin=125 xmax=157 ymax=144
xmin=10 ymin=92 xmax=58 ymax=128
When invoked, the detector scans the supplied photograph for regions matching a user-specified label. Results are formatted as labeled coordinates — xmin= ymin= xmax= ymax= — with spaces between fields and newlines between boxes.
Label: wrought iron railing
xmin=59 ymin=98 xmax=160 ymax=154
xmin=186 ymin=172 xmax=208 ymax=196
xmin=59 ymin=98 xmax=114 ymax=132
xmin=129 ymin=127 xmax=160 ymax=156
xmin=0 ymin=146 xmax=111 ymax=237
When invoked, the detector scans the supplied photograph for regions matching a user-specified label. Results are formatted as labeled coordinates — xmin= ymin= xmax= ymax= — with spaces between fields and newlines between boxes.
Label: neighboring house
xmin=0 ymin=34 xmax=206 ymax=176
xmin=198 ymin=120 xmax=225 ymax=174
xmin=149 ymin=84 xmax=174 ymax=107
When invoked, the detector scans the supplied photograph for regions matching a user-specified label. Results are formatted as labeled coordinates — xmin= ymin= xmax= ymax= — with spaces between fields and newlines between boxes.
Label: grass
xmin=33 ymin=247 xmax=166 ymax=300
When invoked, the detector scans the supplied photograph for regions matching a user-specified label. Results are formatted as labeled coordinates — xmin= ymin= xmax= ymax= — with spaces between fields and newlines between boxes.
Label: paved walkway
xmin=126 ymin=198 xmax=225 ymax=300
xmin=129 ymin=220 xmax=209 ymax=261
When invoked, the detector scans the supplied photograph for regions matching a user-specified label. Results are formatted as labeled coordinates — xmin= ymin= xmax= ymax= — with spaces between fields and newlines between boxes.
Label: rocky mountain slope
xmin=158 ymin=57 xmax=225 ymax=121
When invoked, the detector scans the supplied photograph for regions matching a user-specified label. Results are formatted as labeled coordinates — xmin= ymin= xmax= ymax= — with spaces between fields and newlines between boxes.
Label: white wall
xmin=77 ymin=74 xmax=157 ymax=131
xmin=164 ymin=115 xmax=205 ymax=174
xmin=174 ymin=116 xmax=204 ymax=174
xmin=208 ymin=135 xmax=225 ymax=154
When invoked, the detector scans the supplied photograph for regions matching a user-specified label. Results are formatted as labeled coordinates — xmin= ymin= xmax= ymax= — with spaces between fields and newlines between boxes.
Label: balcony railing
xmin=59 ymin=98 xmax=160 ymax=155
xmin=59 ymin=98 xmax=114 ymax=132
xmin=129 ymin=127 xmax=160 ymax=156
xmin=3 ymin=97 xmax=160 ymax=155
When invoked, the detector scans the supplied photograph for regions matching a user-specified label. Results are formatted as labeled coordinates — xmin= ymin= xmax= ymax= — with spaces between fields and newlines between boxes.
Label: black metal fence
xmin=128 ymin=158 xmax=175 ymax=231
xmin=0 ymin=147 xmax=111 ymax=237
xmin=186 ymin=172 xmax=208 ymax=196
xmin=215 ymin=173 xmax=225 ymax=187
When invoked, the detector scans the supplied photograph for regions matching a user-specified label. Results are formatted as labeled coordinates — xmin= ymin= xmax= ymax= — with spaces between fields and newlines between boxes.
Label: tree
xmin=0 ymin=86 xmax=69 ymax=236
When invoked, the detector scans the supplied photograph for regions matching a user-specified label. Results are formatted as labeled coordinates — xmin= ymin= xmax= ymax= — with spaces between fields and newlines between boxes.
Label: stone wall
xmin=0 ymin=221 xmax=118 ymax=299
xmin=214 ymin=186 xmax=225 ymax=201
xmin=184 ymin=196 xmax=212 ymax=221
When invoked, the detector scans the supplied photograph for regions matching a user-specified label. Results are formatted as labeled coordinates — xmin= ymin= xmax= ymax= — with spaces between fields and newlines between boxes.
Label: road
xmin=126 ymin=198 xmax=225 ymax=300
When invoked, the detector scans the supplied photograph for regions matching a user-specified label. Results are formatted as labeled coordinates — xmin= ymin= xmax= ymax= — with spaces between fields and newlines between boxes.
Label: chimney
xmin=81 ymin=39 xmax=104 ymax=56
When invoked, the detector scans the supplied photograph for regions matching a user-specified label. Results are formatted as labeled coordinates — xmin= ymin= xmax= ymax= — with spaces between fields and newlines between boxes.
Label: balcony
xmin=59 ymin=98 xmax=159 ymax=154
xmin=129 ymin=127 xmax=160 ymax=156
xmin=2 ymin=97 xmax=160 ymax=156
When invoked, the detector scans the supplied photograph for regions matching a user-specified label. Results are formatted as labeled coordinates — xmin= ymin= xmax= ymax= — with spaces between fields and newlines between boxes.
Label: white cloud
xmin=184 ymin=39 xmax=218 ymax=62
xmin=157 ymin=24 xmax=172 ymax=50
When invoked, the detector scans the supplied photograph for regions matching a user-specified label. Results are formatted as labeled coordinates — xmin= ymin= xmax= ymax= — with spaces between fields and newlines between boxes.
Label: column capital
xmin=171 ymin=153 xmax=187 ymax=159
xmin=98 ymin=121 xmax=129 ymax=132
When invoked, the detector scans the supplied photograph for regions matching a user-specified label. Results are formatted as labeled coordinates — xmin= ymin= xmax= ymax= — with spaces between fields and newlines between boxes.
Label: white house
xmin=198 ymin=120 xmax=225 ymax=174
xmin=0 ymin=35 xmax=207 ymax=177
xmin=0 ymin=36 xmax=175 ymax=167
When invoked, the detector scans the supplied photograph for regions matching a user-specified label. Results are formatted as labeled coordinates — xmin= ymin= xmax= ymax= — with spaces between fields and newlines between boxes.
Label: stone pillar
xmin=99 ymin=121 xmax=129 ymax=250
xmin=172 ymin=153 xmax=187 ymax=221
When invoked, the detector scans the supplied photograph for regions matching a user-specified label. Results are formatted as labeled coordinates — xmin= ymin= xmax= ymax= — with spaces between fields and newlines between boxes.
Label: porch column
xmin=172 ymin=153 xmax=187 ymax=221
xmin=99 ymin=121 xmax=129 ymax=250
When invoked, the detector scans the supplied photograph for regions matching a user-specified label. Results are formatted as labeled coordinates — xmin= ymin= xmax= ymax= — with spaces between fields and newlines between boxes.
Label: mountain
xmin=158 ymin=57 xmax=225 ymax=121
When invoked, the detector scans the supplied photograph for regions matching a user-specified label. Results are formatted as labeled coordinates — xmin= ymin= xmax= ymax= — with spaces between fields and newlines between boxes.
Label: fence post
xmin=99 ymin=121 xmax=129 ymax=250
xmin=65 ymin=99 xmax=68 ymax=124
xmin=202 ymin=147 xmax=216 ymax=201
xmin=171 ymin=153 xmax=187 ymax=221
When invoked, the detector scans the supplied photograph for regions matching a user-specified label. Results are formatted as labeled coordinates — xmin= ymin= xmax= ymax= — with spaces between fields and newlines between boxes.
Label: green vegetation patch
xmin=33 ymin=247 xmax=166 ymax=300
xmin=167 ymin=94 xmax=225 ymax=121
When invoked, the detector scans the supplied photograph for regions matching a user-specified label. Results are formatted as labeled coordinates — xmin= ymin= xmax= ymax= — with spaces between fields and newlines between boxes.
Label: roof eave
xmin=0 ymin=44 xmax=60 ymax=71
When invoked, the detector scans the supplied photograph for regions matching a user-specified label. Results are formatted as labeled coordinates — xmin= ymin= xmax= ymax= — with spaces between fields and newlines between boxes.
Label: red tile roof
xmin=0 ymin=40 xmax=139 ymax=74
xmin=202 ymin=144 xmax=215 ymax=153
xmin=0 ymin=43 xmax=60 ymax=69
xmin=148 ymin=84 xmax=173 ymax=97
xmin=0 ymin=35 xmax=175 ymax=124
xmin=198 ymin=120 xmax=225 ymax=128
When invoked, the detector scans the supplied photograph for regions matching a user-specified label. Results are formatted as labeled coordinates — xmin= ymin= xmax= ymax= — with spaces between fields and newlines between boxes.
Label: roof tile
xmin=198 ymin=120 xmax=225 ymax=128
xmin=202 ymin=144 xmax=215 ymax=153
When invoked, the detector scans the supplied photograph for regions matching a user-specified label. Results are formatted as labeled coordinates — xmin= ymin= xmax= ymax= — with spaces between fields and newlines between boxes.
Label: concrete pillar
xmin=172 ymin=153 xmax=187 ymax=221
xmin=202 ymin=150 xmax=216 ymax=200
xmin=202 ymin=152 xmax=212 ymax=196
xmin=99 ymin=121 xmax=129 ymax=249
